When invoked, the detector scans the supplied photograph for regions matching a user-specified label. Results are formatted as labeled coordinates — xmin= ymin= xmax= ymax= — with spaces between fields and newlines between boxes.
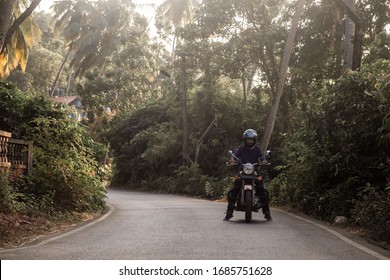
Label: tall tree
xmin=339 ymin=0 xmax=362 ymax=70
xmin=179 ymin=53 xmax=189 ymax=163
xmin=0 ymin=1 xmax=17 ymax=55
xmin=342 ymin=0 xmax=355 ymax=72
xmin=50 ymin=0 xmax=88 ymax=95
xmin=159 ymin=0 xmax=199 ymax=163
xmin=260 ymin=0 xmax=305 ymax=152
xmin=0 ymin=0 xmax=41 ymax=78
xmin=51 ymin=0 xmax=135 ymax=95
xmin=192 ymin=0 xmax=288 ymax=106
xmin=158 ymin=0 xmax=199 ymax=61
xmin=78 ymin=13 xmax=158 ymax=117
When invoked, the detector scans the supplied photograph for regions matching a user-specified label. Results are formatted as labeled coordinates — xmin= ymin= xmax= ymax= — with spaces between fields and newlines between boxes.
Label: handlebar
xmin=226 ymin=150 xmax=270 ymax=167
xmin=225 ymin=160 xmax=270 ymax=167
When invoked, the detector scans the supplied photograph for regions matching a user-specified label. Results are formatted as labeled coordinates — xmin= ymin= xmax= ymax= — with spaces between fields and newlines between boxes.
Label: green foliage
xmin=351 ymin=185 xmax=390 ymax=242
xmin=52 ymin=0 xmax=138 ymax=78
xmin=0 ymin=80 xmax=67 ymax=138
xmin=77 ymin=17 xmax=159 ymax=118
xmin=357 ymin=0 xmax=390 ymax=40
xmin=0 ymin=171 xmax=56 ymax=216
xmin=172 ymin=166 xmax=209 ymax=196
xmin=4 ymin=0 xmax=387 ymax=243
xmin=28 ymin=117 xmax=106 ymax=212
xmin=364 ymin=32 xmax=390 ymax=64
xmin=268 ymin=131 xmax=329 ymax=212
xmin=107 ymin=102 xmax=174 ymax=184
xmin=0 ymin=172 xmax=13 ymax=212
xmin=5 ymin=10 xmax=68 ymax=94
xmin=270 ymin=60 xmax=390 ymax=242
xmin=321 ymin=60 xmax=390 ymax=184
xmin=107 ymin=78 xmax=268 ymax=196
xmin=0 ymin=81 xmax=106 ymax=215
xmin=167 ymin=166 xmax=230 ymax=199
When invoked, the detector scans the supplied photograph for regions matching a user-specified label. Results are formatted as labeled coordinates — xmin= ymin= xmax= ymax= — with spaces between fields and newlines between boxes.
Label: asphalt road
xmin=0 ymin=189 xmax=389 ymax=260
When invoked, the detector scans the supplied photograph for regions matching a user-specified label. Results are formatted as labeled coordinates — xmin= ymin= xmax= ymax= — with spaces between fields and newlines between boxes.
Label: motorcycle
xmin=227 ymin=150 xmax=270 ymax=223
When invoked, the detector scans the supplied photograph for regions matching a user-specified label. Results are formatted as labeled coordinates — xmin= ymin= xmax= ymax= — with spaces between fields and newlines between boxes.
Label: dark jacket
xmin=233 ymin=144 xmax=265 ymax=164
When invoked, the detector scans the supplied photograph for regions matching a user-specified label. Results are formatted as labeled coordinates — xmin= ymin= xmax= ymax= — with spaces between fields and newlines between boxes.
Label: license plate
xmin=244 ymin=185 xmax=253 ymax=190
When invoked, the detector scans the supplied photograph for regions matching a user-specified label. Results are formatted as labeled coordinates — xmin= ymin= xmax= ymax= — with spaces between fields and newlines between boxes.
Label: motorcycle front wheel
xmin=245 ymin=191 xmax=252 ymax=223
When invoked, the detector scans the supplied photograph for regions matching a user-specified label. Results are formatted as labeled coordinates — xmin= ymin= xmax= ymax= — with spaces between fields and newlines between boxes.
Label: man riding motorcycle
xmin=224 ymin=129 xmax=273 ymax=221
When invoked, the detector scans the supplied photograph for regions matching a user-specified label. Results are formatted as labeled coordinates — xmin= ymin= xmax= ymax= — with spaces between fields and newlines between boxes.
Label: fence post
xmin=0 ymin=130 xmax=33 ymax=176
xmin=27 ymin=141 xmax=33 ymax=176
xmin=0 ymin=130 xmax=12 ymax=173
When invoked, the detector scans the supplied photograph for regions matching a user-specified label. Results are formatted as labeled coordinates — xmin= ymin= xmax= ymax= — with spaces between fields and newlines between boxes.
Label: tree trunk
xmin=194 ymin=113 xmax=220 ymax=166
xmin=0 ymin=0 xmax=15 ymax=55
xmin=66 ymin=69 xmax=73 ymax=96
xmin=242 ymin=76 xmax=247 ymax=108
xmin=352 ymin=23 xmax=362 ymax=70
xmin=180 ymin=53 xmax=189 ymax=164
xmin=203 ymin=50 xmax=214 ymax=123
xmin=342 ymin=0 xmax=355 ymax=72
xmin=50 ymin=46 xmax=72 ymax=96
xmin=171 ymin=34 xmax=177 ymax=63
xmin=339 ymin=0 xmax=362 ymax=70
xmin=241 ymin=67 xmax=256 ymax=108
xmin=260 ymin=0 xmax=305 ymax=152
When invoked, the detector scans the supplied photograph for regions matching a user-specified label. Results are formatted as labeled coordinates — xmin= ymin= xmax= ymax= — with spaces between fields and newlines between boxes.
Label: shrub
xmin=0 ymin=82 xmax=107 ymax=214
xmin=205 ymin=176 xmax=233 ymax=200
xmin=351 ymin=185 xmax=390 ymax=243
xmin=0 ymin=172 xmax=13 ymax=212
xmin=270 ymin=60 xmax=390 ymax=237
xmin=28 ymin=117 xmax=106 ymax=212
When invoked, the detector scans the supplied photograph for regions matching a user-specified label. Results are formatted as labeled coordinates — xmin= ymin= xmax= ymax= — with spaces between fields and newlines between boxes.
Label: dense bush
xmin=351 ymin=185 xmax=390 ymax=243
xmin=269 ymin=60 xmax=390 ymax=241
xmin=28 ymin=117 xmax=106 ymax=212
xmin=107 ymin=83 xmax=268 ymax=198
xmin=0 ymin=172 xmax=13 ymax=212
xmin=0 ymin=81 xmax=107 ymax=215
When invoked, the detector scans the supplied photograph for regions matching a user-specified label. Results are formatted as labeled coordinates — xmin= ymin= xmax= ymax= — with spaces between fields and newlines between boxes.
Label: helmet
xmin=243 ymin=129 xmax=257 ymax=148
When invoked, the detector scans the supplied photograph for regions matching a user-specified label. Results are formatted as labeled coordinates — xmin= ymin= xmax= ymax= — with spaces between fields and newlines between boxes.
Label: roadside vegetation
xmin=0 ymin=81 xmax=107 ymax=246
xmin=0 ymin=0 xmax=389 ymax=247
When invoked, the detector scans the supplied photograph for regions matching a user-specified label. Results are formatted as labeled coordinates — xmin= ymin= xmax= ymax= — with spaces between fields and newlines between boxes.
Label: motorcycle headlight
xmin=243 ymin=163 xmax=255 ymax=175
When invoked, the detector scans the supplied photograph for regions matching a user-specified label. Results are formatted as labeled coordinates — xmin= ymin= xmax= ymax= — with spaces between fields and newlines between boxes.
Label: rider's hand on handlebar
xmin=260 ymin=160 xmax=269 ymax=166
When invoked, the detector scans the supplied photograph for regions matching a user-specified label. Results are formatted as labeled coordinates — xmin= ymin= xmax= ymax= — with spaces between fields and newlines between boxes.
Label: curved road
xmin=0 ymin=189 xmax=389 ymax=259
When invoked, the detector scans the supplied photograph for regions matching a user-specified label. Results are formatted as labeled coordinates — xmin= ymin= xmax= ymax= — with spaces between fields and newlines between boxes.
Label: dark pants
xmin=227 ymin=178 xmax=270 ymax=215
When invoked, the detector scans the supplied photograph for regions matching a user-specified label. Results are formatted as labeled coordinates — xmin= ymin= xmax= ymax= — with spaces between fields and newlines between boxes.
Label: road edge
xmin=274 ymin=208 xmax=389 ymax=260
xmin=0 ymin=203 xmax=115 ymax=253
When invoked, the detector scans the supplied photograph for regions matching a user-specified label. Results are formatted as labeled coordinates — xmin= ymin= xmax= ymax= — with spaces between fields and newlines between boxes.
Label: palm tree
xmin=260 ymin=0 xmax=305 ymax=152
xmin=158 ymin=0 xmax=199 ymax=61
xmin=158 ymin=0 xmax=199 ymax=163
xmin=159 ymin=0 xmax=199 ymax=163
xmin=50 ymin=0 xmax=134 ymax=95
xmin=0 ymin=0 xmax=41 ymax=78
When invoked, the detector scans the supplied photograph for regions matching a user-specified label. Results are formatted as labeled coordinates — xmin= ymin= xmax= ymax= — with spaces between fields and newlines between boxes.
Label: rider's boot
xmin=223 ymin=210 xmax=233 ymax=221
xmin=223 ymin=198 xmax=235 ymax=221
xmin=264 ymin=211 xmax=273 ymax=221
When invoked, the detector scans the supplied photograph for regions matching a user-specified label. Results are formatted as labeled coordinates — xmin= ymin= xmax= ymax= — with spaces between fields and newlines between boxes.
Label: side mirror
xmin=228 ymin=150 xmax=240 ymax=162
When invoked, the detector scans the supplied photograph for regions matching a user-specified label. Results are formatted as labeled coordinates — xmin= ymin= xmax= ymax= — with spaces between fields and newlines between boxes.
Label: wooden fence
xmin=0 ymin=130 xmax=33 ymax=176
